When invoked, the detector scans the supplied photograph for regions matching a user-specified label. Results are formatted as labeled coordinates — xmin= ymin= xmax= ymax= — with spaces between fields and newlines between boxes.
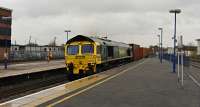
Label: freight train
xmin=65 ymin=35 xmax=151 ymax=79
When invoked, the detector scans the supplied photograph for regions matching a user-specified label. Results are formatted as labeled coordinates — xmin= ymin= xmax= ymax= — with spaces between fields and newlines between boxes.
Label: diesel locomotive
xmin=65 ymin=35 xmax=132 ymax=79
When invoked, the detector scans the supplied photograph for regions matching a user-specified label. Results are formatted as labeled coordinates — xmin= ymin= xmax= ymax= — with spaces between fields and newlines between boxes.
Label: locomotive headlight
xmin=88 ymin=62 xmax=95 ymax=66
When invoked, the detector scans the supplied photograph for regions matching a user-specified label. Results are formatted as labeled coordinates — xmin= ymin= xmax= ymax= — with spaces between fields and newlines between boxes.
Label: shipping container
xmin=129 ymin=45 xmax=152 ymax=61
xmin=134 ymin=48 xmax=140 ymax=60
xmin=129 ymin=44 xmax=140 ymax=61
xmin=139 ymin=48 xmax=144 ymax=59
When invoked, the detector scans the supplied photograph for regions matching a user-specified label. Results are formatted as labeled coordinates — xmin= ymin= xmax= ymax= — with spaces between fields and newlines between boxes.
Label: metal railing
xmin=163 ymin=53 xmax=190 ymax=67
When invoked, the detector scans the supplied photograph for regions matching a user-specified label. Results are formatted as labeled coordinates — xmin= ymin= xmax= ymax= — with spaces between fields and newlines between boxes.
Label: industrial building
xmin=0 ymin=6 xmax=12 ymax=61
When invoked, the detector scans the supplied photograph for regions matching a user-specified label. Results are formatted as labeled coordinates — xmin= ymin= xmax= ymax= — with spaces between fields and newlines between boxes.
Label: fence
xmin=9 ymin=50 xmax=64 ymax=62
xmin=163 ymin=53 xmax=190 ymax=67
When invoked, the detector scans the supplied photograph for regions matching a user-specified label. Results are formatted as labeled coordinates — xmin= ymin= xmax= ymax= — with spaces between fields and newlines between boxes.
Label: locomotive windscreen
xmin=82 ymin=44 xmax=94 ymax=54
xmin=67 ymin=45 xmax=79 ymax=55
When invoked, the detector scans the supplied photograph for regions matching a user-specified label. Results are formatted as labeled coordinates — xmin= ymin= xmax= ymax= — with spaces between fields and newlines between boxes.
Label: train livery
xmin=65 ymin=35 xmax=151 ymax=79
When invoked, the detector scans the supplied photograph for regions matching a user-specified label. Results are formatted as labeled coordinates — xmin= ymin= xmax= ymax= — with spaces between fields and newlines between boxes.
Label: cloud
xmin=1 ymin=0 xmax=200 ymax=47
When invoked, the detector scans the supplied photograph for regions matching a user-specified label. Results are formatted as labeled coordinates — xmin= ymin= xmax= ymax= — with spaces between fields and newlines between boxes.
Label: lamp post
xmin=158 ymin=28 xmax=163 ymax=63
xmin=64 ymin=30 xmax=71 ymax=42
xmin=157 ymin=35 xmax=161 ymax=61
xmin=169 ymin=9 xmax=181 ymax=73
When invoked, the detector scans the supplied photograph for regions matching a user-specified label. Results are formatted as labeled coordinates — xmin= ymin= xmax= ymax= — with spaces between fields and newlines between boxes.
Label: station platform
xmin=43 ymin=58 xmax=200 ymax=107
xmin=0 ymin=60 xmax=65 ymax=78
xmin=1 ymin=58 xmax=199 ymax=107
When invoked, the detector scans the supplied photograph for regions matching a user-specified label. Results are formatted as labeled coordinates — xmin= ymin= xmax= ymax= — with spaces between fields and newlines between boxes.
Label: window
xmin=0 ymin=28 xmax=11 ymax=35
xmin=0 ymin=39 xmax=11 ymax=47
xmin=67 ymin=45 xmax=79 ymax=55
xmin=0 ymin=18 xmax=12 ymax=25
xmin=82 ymin=44 xmax=93 ymax=54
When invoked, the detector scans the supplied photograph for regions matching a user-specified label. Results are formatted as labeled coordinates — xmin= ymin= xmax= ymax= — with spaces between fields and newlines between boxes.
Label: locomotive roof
xmin=67 ymin=35 xmax=130 ymax=48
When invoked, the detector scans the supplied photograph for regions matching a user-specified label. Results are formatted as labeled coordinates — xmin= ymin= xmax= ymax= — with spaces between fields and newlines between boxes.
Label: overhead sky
xmin=1 ymin=0 xmax=200 ymax=47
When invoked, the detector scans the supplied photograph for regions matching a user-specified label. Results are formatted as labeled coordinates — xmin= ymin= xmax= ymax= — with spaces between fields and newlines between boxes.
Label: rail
xmin=0 ymin=68 xmax=68 ymax=103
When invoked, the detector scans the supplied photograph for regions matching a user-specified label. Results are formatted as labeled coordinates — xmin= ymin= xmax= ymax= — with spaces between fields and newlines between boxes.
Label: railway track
xmin=191 ymin=61 xmax=200 ymax=69
xmin=0 ymin=68 xmax=68 ymax=103
xmin=186 ymin=59 xmax=200 ymax=86
xmin=0 ymin=60 xmax=131 ymax=103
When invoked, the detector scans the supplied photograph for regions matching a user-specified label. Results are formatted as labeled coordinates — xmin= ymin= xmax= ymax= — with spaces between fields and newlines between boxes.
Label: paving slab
xmin=44 ymin=58 xmax=200 ymax=107
xmin=0 ymin=60 xmax=141 ymax=107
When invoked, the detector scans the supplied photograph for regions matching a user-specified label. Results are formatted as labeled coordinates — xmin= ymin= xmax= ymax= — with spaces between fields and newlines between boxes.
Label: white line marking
xmin=0 ymin=83 xmax=66 ymax=106
xmin=188 ymin=75 xmax=200 ymax=87
xmin=0 ymin=73 xmax=95 ymax=106
xmin=47 ymin=60 xmax=148 ymax=107
xmin=0 ymin=59 xmax=147 ymax=106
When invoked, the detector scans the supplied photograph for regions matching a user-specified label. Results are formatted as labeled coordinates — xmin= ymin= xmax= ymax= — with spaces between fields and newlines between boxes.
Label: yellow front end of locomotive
xmin=65 ymin=41 xmax=101 ymax=75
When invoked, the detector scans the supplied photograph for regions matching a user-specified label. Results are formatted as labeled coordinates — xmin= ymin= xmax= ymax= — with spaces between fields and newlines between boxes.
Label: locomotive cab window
xmin=67 ymin=45 xmax=79 ymax=55
xmin=82 ymin=44 xmax=94 ymax=54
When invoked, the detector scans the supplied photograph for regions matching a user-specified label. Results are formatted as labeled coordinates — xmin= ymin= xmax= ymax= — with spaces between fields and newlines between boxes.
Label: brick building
xmin=0 ymin=7 xmax=12 ymax=61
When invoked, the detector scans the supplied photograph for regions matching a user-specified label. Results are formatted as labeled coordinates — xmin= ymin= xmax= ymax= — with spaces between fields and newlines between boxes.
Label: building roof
xmin=0 ymin=6 xmax=12 ymax=11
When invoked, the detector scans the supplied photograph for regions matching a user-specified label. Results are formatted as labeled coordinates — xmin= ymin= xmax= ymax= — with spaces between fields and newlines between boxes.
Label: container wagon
xmin=129 ymin=44 xmax=140 ymax=61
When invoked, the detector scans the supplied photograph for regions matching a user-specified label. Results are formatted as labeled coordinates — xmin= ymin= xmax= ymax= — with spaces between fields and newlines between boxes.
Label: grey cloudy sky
xmin=1 ymin=0 xmax=200 ymax=47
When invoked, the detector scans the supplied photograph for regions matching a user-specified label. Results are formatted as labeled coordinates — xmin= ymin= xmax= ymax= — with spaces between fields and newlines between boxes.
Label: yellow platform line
xmin=21 ymin=74 xmax=107 ymax=107
xmin=47 ymin=59 xmax=148 ymax=107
